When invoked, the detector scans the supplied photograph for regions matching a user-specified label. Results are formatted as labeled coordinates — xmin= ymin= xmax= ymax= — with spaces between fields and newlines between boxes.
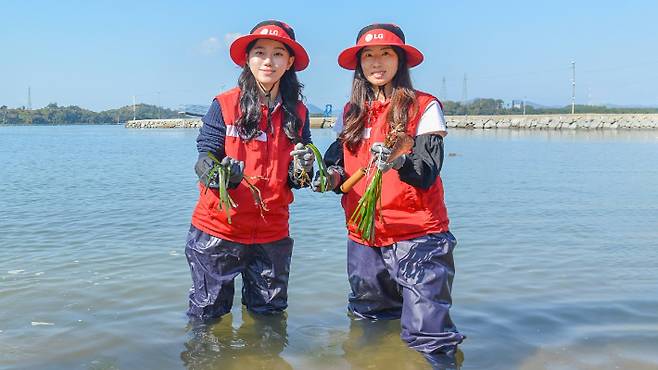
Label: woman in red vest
xmin=315 ymin=24 xmax=465 ymax=362
xmin=185 ymin=20 xmax=315 ymax=319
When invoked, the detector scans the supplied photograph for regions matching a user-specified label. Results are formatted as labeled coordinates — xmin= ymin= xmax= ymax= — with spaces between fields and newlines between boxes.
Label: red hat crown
xmin=230 ymin=20 xmax=309 ymax=71
xmin=250 ymin=20 xmax=296 ymax=41
xmin=338 ymin=23 xmax=424 ymax=70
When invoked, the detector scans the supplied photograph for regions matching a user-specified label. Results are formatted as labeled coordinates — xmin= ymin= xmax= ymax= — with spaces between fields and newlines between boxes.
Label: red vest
xmin=191 ymin=88 xmax=307 ymax=244
xmin=341 ymin=90 xmax=450 ymax=246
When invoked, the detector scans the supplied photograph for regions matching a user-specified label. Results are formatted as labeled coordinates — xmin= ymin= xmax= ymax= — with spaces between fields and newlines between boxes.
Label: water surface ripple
xmin=1 ymin=126 xmax=657 ymax=369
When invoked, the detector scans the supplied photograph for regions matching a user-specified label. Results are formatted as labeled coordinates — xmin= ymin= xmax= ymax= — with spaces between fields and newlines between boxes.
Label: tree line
xmin=0 ymin=103 xmax=180 ymax=125
xmin=2 ymin=99 xmax=658 ymax=125
xmin=442 ymin=99 xmax=658 ymax=115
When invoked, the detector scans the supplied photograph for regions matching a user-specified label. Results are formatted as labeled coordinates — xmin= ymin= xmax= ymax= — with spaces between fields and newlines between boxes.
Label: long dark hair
xmin=235 ymin=40 xmax=305 ymax=142
xmin=340 ymin=46 xmax=418 ymax=152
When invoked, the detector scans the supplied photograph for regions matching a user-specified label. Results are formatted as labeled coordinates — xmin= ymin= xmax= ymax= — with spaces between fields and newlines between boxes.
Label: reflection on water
xmin=180 ymin=310 xmax=464 ymax=370
xmin=341 ymin=319 xmax=463 ymax=370
xmin=182 ymin=310 xmax=291 ymax=370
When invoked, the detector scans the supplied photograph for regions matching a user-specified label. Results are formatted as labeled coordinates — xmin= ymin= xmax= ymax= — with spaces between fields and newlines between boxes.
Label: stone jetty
xmin=125 ymin=117 xmax=336 ymax=129
xmin=125 ymin=114 xmax=658 ymax=130
xmin=445 ymin=113 xmax=658 ymax=130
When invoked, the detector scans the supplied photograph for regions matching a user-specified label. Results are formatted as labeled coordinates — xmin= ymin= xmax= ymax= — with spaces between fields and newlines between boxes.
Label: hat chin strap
xmin=255 ymin=79 xmax=280 ymax=133
xmin=374 ymin=84 xmax=390 ymax=102
xmin=256 ymin=80 xmax=279 ymax=108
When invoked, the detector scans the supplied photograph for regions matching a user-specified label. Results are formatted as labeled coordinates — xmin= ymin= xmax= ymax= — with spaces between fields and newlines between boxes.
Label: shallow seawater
xmin=1 ymin=125 xmax=657 ymax=369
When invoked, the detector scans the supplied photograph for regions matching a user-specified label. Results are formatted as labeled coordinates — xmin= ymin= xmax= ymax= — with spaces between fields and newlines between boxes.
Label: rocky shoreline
xmin=125 ymin=116 xmax=336 ymax=129
xmin=446 ymin=113 xmax=658 ymax=130
xmin=125 ymin=114 xmax=658 ymax=130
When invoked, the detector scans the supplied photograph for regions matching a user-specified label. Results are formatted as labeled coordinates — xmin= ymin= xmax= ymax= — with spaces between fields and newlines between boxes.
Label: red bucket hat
xmin=338 ymin=24 xmax=423 ymax=70
xmin=230 ymin=20 xmax=309 ymax=71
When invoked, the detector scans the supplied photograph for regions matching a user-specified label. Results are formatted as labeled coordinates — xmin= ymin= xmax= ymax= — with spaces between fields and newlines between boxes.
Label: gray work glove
xmin=311 ymin=166 xmax=342 ymax=192
xmin=370 ymin=142 xmax=406 ymax=173
xmin=195 ymin=154 xmax=217 ymax=187
xmin=220 ymin=156 xmax=245 ymax=188
xmin=290 ymin=143 xmax=315 ymax=173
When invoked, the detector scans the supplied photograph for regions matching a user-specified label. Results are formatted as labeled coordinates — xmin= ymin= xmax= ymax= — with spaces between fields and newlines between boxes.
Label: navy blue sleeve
xmin=196 ymin=99 xmax=226 ymax=159
xmin=324 ymin=139 xmax=344 ymax=168
xmin=194 ymin=99 xmax=227 ymax=185
xmin=324 ymin=139 xmax=347 ymax=194
xmin=301 ymin=109 xmax=312 ymax=144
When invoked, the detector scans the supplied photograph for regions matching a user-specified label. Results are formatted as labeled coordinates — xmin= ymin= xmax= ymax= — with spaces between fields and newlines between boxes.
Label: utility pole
xmin=571 ymin=61 xmax=576 ymax=114
xmin=523 ymin=96 xmax=526 ymax=115
xmin=461 ymin=74 xmax=468 ymax=115
xmin=133 ymin=95 xmax=136 ymax=120
xmin=27 ymin=86 xmax=32 ymax=124
xmin=157 ymin=91 xmax=161 ymax=119
xmin=440 ymin=77 xmax=447 ymax=101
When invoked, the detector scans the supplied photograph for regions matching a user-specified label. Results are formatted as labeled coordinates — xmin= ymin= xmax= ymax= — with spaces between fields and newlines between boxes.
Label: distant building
xmin=510 ymin=100 xmax=524 ymax=109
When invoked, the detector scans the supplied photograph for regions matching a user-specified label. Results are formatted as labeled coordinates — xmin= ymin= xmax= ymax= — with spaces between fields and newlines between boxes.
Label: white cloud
xmin=200 ymin=37 xmax=221 ymax=54
xmin=224 ymin=33 xmax=241 ymax=47
xmin=198 ymin=33 xmax=241 ymax=55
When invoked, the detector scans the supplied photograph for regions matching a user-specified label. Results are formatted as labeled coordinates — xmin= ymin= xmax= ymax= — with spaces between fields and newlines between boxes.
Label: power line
xmin=464 ymin=66 xmax=570 ymax=82
xmin=578 ymin=59 xmax=658 ymax=74
xmin=445 ymin=59 xmax=658 ymax=84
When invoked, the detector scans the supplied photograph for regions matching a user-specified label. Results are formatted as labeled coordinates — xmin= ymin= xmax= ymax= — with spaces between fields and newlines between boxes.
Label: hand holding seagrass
xmin=290 ymin=143 xmax=315 ymax=173
xmin=348 ymin=133 xmax=414 ymax=242
xmin=372 ymin=133 xmax=414 ymax=172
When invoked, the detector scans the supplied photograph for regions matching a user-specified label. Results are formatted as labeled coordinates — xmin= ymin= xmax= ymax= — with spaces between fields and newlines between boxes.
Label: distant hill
xmin=441 ymin=98 xmax=658 ymax=115
xmin=180 ymin=104 xmax=210 ymax=116
xmin=4 ymin=98 xmax=657 ymax=125
xmin=524 ymin=101 xmax=561 ymax=109
xmin=181 ymin=102 xmax=332 ymax=117
xmin=604 ymin=103 xmax=658 ymax=109
xmin=306 ymin=103 xmax=324 ymax=115
xmin=0 ymin=103 xmax=180 ymax=125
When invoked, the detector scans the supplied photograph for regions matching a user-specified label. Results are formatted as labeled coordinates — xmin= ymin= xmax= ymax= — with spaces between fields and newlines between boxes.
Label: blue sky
xmin=2 ymin=0 xmax=658 ymax=111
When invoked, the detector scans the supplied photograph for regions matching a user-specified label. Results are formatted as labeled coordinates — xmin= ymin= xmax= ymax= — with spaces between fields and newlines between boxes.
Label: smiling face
xmin=359 ymin=45 xmax=399 ymax=87
xmin=247 ymin=38 xmax=295 ymax=89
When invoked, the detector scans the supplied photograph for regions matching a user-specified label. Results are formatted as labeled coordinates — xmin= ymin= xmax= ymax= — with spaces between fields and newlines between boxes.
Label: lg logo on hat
xmin=260 ymin=28 xmax=279 ymax=36
xmin=364 ymin=33 xmax=384 ymax=42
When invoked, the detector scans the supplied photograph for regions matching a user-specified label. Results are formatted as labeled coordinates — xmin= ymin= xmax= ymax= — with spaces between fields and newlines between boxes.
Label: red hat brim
xmin=230 ymin=34 xmax=309 ymax=71
xmin=338 ymin=42 xmax=424 ymax=70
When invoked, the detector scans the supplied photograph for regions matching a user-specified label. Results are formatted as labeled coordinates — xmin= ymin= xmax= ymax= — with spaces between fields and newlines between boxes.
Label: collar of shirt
xmin=261 ymin=93 xmax=283 ymax=113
